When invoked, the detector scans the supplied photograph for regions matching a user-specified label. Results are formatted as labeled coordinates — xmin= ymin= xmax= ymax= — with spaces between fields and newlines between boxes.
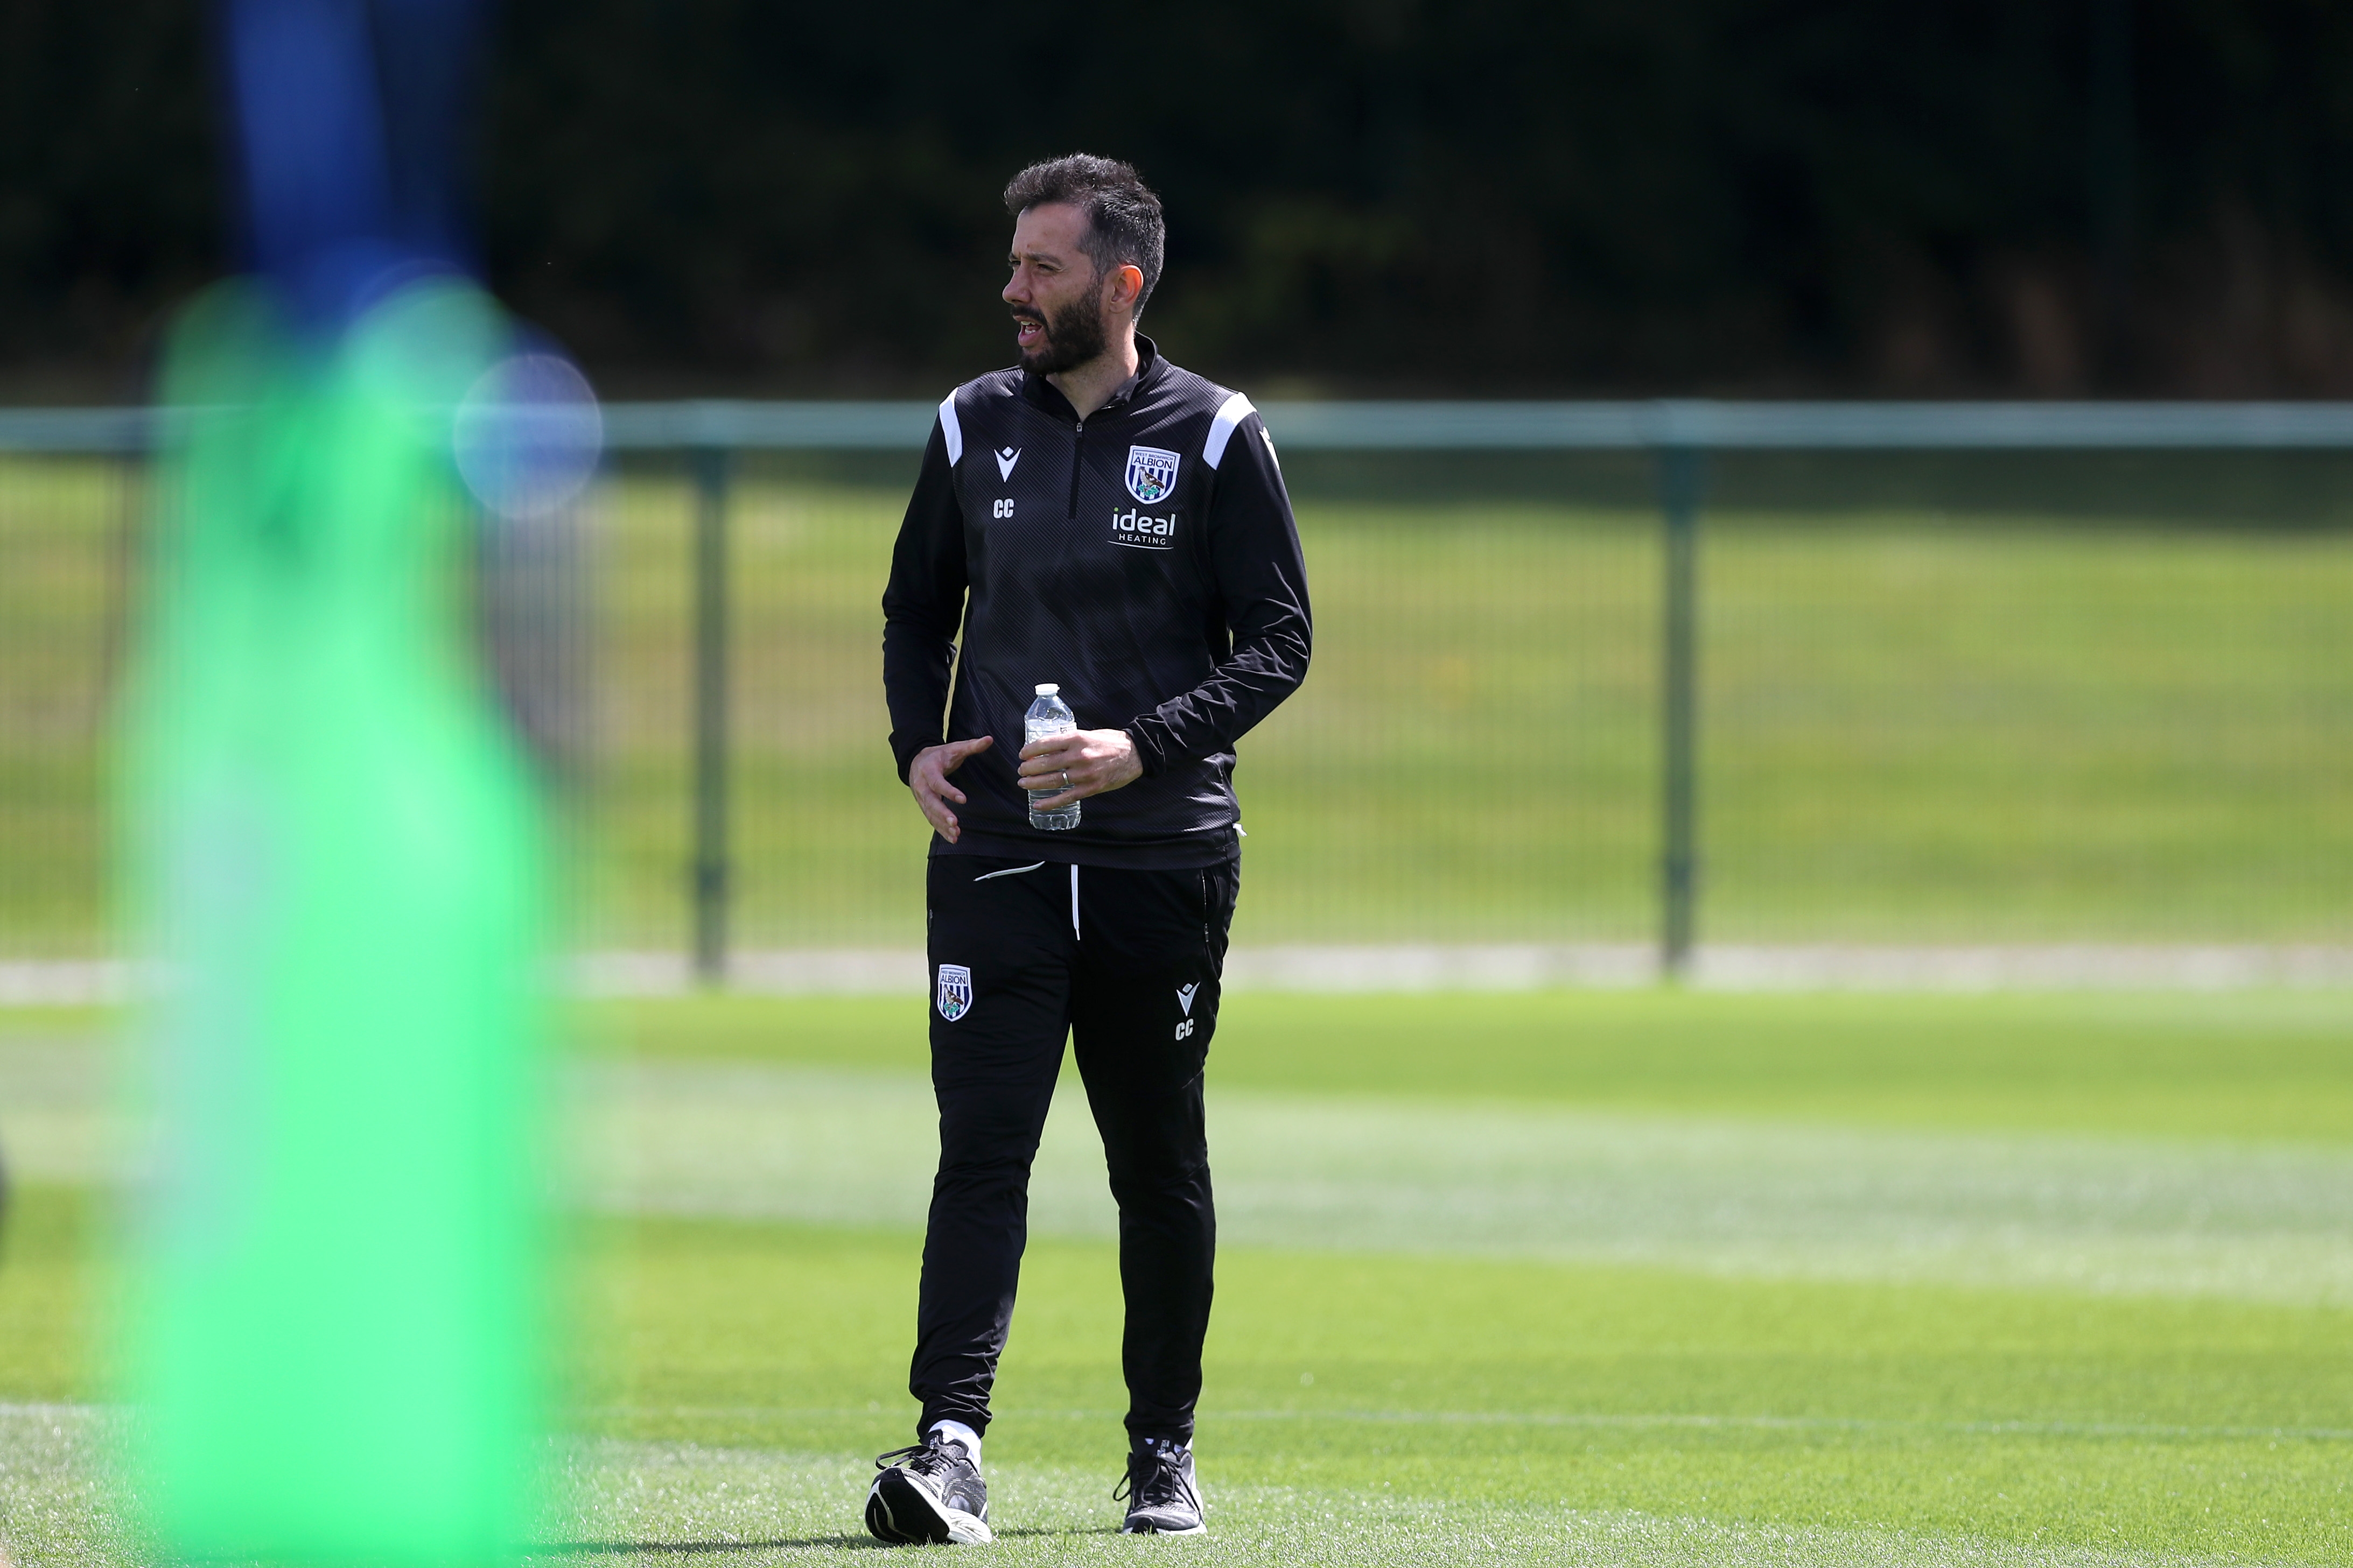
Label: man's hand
xmin=1017 ymin=727 xmax=1143 ymax=810
xmin=908 ymin=736 xmax=995 ymax=843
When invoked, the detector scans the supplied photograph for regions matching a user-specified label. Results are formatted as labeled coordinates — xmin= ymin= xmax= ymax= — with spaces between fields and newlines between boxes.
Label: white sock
xmin=930 ymin=1418 xmax=982 ymax=1464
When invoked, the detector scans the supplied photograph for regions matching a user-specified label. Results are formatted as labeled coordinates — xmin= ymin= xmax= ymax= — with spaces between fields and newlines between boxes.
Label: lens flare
xmin=456 ymin=350 xmax=604 ymax=520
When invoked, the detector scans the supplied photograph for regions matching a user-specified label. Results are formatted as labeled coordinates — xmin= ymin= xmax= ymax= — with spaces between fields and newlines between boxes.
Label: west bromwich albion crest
xmin=936 ymin=964 xmax=973 ymax=1022
xmin=1125 ymin=445 xmax=1180 ymax=505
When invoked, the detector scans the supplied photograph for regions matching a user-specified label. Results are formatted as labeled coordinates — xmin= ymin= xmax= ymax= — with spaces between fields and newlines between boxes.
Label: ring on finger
xmin=1061 ymin=770 xmax=1071 ymax=787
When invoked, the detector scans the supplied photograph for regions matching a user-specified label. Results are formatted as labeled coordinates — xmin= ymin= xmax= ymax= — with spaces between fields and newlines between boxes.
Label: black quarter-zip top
xmin=881 ymin=335 xmax=1313 ymax=870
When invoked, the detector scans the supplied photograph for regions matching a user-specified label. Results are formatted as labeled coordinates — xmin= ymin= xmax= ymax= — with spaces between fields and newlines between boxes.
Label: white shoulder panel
xmin=1203 ymin=392 xmax=1256 ymax=469
xmin=937 ymin=391 xmax=964 ymax=466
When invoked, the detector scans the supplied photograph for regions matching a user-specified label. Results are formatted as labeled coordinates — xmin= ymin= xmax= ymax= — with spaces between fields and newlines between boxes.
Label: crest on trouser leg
xmin=936 ymin=964 xmax=973 ymax=1022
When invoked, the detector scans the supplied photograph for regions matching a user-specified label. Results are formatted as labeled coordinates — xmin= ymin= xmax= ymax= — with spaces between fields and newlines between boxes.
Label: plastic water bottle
xmin=1024 ymin=683 xmax=1081 ymax=831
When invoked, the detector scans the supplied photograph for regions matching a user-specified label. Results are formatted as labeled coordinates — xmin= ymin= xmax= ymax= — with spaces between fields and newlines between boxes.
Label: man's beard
xmin=1014 ymin=291 xmax=1109 ymax=375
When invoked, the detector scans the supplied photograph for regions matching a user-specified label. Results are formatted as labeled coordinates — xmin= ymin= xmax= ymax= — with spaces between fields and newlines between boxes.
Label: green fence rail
xmin=3 ymin=402 xmax=2350 ymax=981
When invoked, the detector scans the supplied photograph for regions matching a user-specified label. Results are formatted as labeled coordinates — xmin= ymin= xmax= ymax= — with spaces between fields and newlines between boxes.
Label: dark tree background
xmin=9 ymin=0 xmax=2353 ymax=397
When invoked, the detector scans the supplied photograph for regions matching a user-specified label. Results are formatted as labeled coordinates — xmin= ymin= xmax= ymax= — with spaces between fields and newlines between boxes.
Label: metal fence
xmin=4 ymin=402 xmax=2350 ymax=980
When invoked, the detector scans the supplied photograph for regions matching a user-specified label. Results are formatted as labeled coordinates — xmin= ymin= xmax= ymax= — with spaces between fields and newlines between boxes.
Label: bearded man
xmin=866 ymin=153 xmax=1312 ymax=1544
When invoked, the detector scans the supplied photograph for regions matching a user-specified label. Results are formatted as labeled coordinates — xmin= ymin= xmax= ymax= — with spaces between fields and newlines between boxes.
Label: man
xmin=868 ymin=153 xmax=1311 ymax=1545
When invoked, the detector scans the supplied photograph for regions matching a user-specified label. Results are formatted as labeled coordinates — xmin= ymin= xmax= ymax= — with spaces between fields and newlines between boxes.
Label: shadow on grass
xmin=535 ymin=1542 xmax=878 ymax=1557
xmin=537 ymin=1526 xmax=1118 ymax=1556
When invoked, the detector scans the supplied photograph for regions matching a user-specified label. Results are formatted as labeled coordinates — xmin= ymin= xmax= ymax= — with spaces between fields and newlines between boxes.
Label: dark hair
xmin=1004 ymin=153 xmax=1166 ymax=319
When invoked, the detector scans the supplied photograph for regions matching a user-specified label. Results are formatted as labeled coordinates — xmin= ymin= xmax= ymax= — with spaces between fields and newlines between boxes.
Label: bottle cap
xmin=1035 ymin=683 xmax=1059 ymax=695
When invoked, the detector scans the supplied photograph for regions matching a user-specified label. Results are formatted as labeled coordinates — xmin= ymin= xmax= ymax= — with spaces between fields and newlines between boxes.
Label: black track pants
xmin=911 ymin=852 xmax=1238 ymax=1445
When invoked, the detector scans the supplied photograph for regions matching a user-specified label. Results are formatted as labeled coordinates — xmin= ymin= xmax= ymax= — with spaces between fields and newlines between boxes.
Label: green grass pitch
xmin=4 ymin=987 xmax=2350 ymax=1563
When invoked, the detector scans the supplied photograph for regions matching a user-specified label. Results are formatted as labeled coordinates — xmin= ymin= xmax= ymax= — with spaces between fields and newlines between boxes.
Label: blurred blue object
xmin=222 ymin=0 xmax=482 ymax=331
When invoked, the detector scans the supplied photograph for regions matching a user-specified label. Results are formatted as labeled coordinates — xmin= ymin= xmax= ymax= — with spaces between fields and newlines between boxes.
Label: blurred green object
xmin=120 ymin=278 xmax=547 ymax=1561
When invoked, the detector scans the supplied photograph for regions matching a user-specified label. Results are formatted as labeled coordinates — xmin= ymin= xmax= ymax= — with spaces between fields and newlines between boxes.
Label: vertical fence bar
xmin=1658 ymin=444 xmax=1705 ymax=981
xmin=689 ymin=445 xmax=732 ymax=985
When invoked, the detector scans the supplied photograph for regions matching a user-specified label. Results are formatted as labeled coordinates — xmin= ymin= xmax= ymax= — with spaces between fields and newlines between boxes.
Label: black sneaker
xmin=866 ymin=1431 xmax=993 ymax=1545
xmin=1116 ymin=1437 xmax=1205 ymax=1535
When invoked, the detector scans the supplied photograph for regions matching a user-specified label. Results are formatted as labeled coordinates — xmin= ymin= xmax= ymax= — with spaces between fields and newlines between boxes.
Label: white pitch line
xmin=11 ymin=943 xmax=2353 ymax=1004
xmin=573 ymin=944 xmax=2353 ymax=995
xmin=568 ymin=1404 xmax=2353 ymax=1443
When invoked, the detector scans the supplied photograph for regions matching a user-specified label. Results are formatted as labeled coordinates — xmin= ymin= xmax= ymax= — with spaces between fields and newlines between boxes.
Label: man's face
xmin=1003 ymin=203 xmax=1109 ymax=375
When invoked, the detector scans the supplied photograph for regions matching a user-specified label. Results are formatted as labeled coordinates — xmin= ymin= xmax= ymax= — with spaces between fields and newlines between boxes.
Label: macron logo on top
xmin=996 ymin=447 xmax=1020 ymax=481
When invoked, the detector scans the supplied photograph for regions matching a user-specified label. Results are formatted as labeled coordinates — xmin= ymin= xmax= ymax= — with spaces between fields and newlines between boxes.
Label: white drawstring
xmin=1070 ymin=864 xmax=1081 ymax=941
